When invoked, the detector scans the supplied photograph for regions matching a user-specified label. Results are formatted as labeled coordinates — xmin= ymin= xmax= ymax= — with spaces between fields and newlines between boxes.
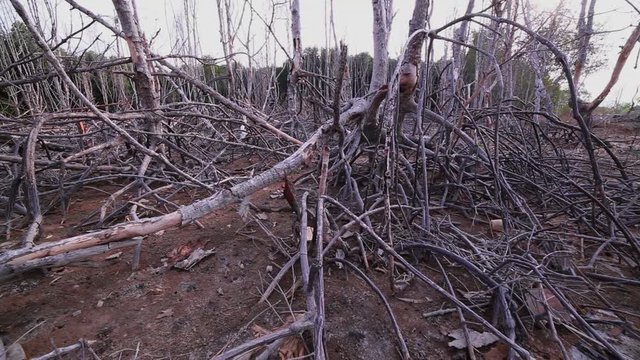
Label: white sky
xmin=6 ymin=0 xmax=640 ymax=104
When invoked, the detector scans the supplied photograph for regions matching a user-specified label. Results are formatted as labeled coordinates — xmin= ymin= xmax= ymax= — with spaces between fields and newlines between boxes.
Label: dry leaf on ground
xmin=447 ymin=328 xmax=499 ymax=349
xmin=248 ymin=315 xmax=306 ymax=359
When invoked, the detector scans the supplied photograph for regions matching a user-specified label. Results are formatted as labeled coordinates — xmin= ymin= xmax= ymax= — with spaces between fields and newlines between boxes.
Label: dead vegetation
xmin=1 ymin=0 xmax=640 ymax=359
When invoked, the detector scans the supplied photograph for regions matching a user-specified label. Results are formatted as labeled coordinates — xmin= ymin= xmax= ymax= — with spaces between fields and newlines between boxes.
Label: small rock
xmin=266 ymin=265 xmax=273 ymax=273
xmin=217 ymin=287 xmax=224 ymax=296
xmin=72 ymin=310 xmax=82 ymax=317
xmin=97 ymin=300 xmax=104 ymax=308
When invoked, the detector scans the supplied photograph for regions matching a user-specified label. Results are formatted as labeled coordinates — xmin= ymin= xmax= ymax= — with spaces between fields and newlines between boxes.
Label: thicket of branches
xmin=1 ymin=0 xmax=640 ymax=359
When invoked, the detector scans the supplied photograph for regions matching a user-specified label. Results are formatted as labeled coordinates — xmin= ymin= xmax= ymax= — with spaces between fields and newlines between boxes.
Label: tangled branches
xmin=1 ymin=0 xmax=640 ymax=359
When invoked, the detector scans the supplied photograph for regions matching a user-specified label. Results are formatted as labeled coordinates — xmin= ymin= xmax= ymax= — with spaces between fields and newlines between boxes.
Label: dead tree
xmin=370 ymin=0 xmax=393 ymax=92
xmin=584 ymin=22 xmax=640 ymax=114
xmin=570 ymin=0 xmax=640 ymax=125
xmin=110 ymin=0 xmax=163 ymax=226
xmin=216 ymin=0 xmax=237 ymax=98
xmin=573 ymin=0 xmax=597 ymax=87
xmin=3 ymin=1 xmax=640 ymax=359
xmin=522 ymin=0 xmax=554 ymax=117
xmin=286 ymin=0 xmax=305 ymax=138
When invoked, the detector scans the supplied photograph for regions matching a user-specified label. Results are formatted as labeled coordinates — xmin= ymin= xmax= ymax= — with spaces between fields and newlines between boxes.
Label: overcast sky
xmin=5 ymin=0 xmax=640 ymax=104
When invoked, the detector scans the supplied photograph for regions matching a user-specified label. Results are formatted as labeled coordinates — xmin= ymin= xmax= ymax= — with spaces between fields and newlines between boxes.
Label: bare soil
xmin=2 ymin=118 xmax=640 ymax=359
xmin=1 ymin=183 xmax=458 ymax=359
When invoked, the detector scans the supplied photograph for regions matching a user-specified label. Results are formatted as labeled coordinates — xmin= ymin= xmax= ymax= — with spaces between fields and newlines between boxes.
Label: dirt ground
xmin=2 ymin=118 xmax=640 ymax=359
xmin=1 ymin=183 xmax=460 ymax=359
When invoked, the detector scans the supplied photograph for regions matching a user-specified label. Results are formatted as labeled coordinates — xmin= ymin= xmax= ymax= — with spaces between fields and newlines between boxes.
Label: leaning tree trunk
xmin=110 ymin=0 xmax=163 ymax=228
xmin=112 ymin=0 xmax=160 ymax=126
xmin=585 ymin=22 xmax=640 ymax=114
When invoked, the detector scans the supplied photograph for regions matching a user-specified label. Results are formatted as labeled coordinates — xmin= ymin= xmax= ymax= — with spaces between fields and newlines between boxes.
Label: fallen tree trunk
xmin=0 ymin=98 xmax=371 ymax=280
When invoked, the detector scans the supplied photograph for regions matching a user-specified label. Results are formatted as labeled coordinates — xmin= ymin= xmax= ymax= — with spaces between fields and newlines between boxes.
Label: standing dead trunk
xmin=398 ymin=0 xmax=429 ymax=119
xmin=362 ymin=0 xmax=393 ymax=136
xmin=502 ymin=0 xmax=518 ymax=99
xmin=448 ymin=0 xmax=474 ymax=114
xmin=475 ymin=0 xmax=505 ymax=109
xmin=216 ymin=0 xmax=248 ymax=139
xmin=112 ymin=0 xmax=159 ymax=111
xmin=573 ymin=0 xmax=596 ymax=87
xmin=523 ymin=0 xmax=554 ymax=118
xmin=110 ymin=0 xmax=163 ymax=234
xmin=216 ymin=0 xmax=236 ymax=99
xmin=370 ymin=0 xmax=393 ymax=92
xmin=287 ymin=0 xmax=304 ymax=138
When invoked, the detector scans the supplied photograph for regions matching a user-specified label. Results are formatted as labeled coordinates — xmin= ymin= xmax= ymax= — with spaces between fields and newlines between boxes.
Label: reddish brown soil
xmin=0 ymin=184 xmax=481 ymax=359
xmin=2 ymin=119 xmax=640 ymax=359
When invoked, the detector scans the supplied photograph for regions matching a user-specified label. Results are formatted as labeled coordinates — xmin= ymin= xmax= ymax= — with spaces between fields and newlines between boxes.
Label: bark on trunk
xmin=447 ymin=0 xmax=474 ymax=113
xmin=573 ymin=0 xmax=597 ymax=87
xmin=523 ymin=0 xmax=554 ymax=116
xmin=287 ymin=0 xmax=304 ymax=137
xmin=398 ymin=0 xmax=429 ymax=117
xmin=585 ymin=22 xmax=640 ymax=113
xmin=216 ymin=0 xmax=236 ymax=98
xmin=21 ymin=117 xmax=45 ymax=247
xmin=112 ymin=0 xmax=160 ymax=112
xmin=370 ymin=0 xmax=393 ymax=92
xmin=0 ymin=98 xmax=372 ymax=279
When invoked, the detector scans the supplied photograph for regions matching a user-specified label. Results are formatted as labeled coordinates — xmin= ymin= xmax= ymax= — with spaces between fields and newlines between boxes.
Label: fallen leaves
xmin=233 ymin=314 xmax=306 ymax=360
xmin=165 ymin=239 xmax=215 ymax=270
xmin=256 ymin=212 xmax=269 ymax=221
xmin=173 ymin=247 xmax=216 ymax=270
xmin=483 ymin=343 xmax=509 ymax=360
xmin=447 ymin=328 xmax=499 ymax=350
